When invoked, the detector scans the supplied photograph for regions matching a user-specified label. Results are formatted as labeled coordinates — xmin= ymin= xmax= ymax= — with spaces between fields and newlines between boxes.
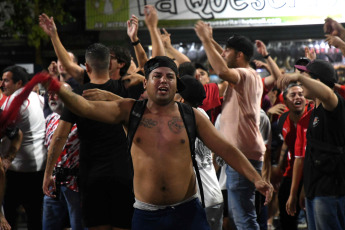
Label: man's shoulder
xmin=236 ymin=67 xmax=261 ymax=81
xmin=46 ymin=112 xmax=60 ymax=123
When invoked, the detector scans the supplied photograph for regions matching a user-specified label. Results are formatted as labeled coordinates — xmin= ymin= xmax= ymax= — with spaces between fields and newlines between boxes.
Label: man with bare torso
xmin=40 ymin=56 xmax=272 ymax=230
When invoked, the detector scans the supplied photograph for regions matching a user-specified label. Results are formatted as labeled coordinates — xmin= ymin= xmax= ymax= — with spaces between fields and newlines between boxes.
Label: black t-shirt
xmin=304 ymin=93 xmax=345 ymax=198
xmin=60 ymin=79 xmax=131 ymax=181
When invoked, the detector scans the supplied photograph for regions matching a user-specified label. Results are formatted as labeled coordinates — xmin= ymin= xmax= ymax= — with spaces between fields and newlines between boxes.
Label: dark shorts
xmin=80 ymin=176 xmax=134 ymax=228
xmin=132 ymin=198 xmax=210 ymax=230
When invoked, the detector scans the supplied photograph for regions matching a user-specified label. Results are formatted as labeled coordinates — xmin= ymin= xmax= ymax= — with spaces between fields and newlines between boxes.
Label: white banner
xmin=86 ymin=0 xmax=345 ymax=29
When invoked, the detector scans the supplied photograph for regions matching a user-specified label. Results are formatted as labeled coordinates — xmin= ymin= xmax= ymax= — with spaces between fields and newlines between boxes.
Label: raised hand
xmin=277 ymin=73 xmax=300 ymax=90
xmin=304 ymin=47 xmax=316 ymax=61
xmin=324 ymin=17 xmax=345 ymax=41
xmin=144 ymin=5 xmax=158 ymax=29
xmin=194 ymin=21 xmax=212 ymax=43
xmin=160 ymin=28 xmax=172 ymax=48
xmin=253 ymin=60 xmax=269 ymax=70
xmin=255 ymin=40 xmax=269 ymax=57
xmin=127 ymin=14 xmax=139 ymax=42
xmin=39 ymin=13 xmax=57 ymax=38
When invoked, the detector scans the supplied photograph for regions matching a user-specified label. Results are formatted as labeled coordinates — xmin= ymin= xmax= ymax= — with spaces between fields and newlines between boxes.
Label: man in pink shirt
xmin=195 ymin=22 xmax=275 ymax=229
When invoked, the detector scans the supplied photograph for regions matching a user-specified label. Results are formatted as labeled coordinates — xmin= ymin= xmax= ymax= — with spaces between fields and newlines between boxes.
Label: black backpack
xmin=126 ymin=99 xmax=205 ymax=208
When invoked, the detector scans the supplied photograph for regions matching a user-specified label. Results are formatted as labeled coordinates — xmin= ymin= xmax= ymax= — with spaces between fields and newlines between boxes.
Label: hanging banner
xmin=86 ymin=0 xmax=345 ymax=30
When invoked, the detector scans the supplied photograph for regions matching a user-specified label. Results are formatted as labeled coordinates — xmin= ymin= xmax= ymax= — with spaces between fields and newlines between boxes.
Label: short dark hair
xmin=283 ymin=82 xmax=301 ymax=100
xmin=2 ymin=65 xmax=29 ymax=86
xmin=85 ymin=43 xmax=110 ymax=73
xmin=108 ymin=46 xmax=131 ymax=77
xmin=178 ymin=62 xmax=196 ymax=78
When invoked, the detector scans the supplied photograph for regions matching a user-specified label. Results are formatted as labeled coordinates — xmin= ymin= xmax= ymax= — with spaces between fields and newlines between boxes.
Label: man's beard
xmin=49 ymin=100 xmax=63 ymax=113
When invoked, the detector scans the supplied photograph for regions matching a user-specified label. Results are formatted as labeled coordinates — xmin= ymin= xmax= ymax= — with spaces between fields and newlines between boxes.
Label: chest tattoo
xmin=140 ymin=118 xmax=158 ymax=128
xmin=168 ymin=117 xmax=184 ymax=134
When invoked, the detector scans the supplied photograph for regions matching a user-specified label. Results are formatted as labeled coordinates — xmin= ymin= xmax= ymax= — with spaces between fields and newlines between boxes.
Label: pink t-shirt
xmin=220 ymin=68 xmax=266 ymax=161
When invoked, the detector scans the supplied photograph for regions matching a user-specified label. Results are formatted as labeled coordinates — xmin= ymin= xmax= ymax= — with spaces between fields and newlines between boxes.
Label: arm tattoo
xmin=140 ymin=118 xmax=157 ymax=128
xmin=168 ymin=117 xmax=184 ymax=134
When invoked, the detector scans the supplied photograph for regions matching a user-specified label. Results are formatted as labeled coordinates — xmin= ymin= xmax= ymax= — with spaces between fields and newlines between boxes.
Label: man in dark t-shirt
xmin=282 ymin=60 xmax=345 ymax=230
xmin=47 ymin=43 xmax=135 ymax=229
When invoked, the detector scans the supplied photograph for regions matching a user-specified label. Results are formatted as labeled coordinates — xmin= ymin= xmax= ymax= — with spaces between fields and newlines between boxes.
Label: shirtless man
xmin=41 ymin=55 xmax=272 ymax=230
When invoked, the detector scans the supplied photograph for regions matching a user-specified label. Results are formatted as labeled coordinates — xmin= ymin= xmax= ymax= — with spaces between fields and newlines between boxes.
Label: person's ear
xmin=237 ymin=51 xmax=243 ymax=59
xmin=143 ymin=78 xmax=147 ymax=89
xmin=117 ymin=62 xmax=125 ymax=69
xmin=15 ymin=80 xmax=23 ymax=89
xmin=85 ymin=63 xmax=92 ymax=74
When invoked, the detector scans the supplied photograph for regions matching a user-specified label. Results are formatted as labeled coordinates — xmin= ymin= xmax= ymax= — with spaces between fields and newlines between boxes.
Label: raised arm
xmin=278 ymin=73 xmax=338 ymax=111
xmin=194 ymin=108 xmax=273 ymax=204
xmin=144 ymin=5 xmax=164 ymax=57
xmin=208 ymin=23 xmax=224 ymax=55
xmin=127 ymin=14 xmax=148 ymax=71
xmin=256 ymin=40 xmax=282 ymax=90
xmin=39 ymin=13 xmax=84 ymax=84
xmin=195 ymin=20 xmax=240 ymax=84
xmin=160 ymin=28 xmax=191 ymax=65
xmin=42 ymin=120 xmax=72 ymax=198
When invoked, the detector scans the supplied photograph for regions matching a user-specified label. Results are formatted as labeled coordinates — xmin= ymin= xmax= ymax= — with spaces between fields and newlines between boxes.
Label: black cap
xmin=144 ymin=56 xmax=185 ymax=92
xmin=194 ymin=62 xmax=208 ymax=72
xmin=295 ymin=59 xmax=337 ymax=88
xmin=295 ymin=57 xmax=311 ymax=67
xmin=226 ymin=34 xmax=254 ymax=59
xmin=179 ymin=75 xmax=206 ymax=107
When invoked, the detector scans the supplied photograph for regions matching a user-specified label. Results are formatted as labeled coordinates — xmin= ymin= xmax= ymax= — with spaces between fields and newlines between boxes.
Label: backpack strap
xmin=127 ymin=99 xmax=147 ymax=151
xmin=277 ymin=111 xmax=289 ymax=136
xmin=177 ymin=102 xmax=205 ymax=208
xmin=127 ymin=99 xmax=148 ymax=177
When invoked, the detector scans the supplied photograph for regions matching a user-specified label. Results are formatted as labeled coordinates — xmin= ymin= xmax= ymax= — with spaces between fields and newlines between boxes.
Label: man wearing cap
xmin=280 ymin=59 xmax=345 ymax=230
xmin=195 ymin=22 xmax=274 ymax=229
xmin=40 ymin=55 xmax=272 ymax=230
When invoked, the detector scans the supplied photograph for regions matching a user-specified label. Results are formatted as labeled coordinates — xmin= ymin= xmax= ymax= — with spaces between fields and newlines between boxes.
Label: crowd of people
xmin=0 ymin=5 xmax=344 ymax=230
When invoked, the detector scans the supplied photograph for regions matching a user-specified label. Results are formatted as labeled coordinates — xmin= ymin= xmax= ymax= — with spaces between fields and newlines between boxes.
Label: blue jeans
xmin=132 ymin=198 xmax=210 ymax=230
xmin=42 ymin=186 xmax=86 ymax=230
xmin=226 ymin=160 xmax=262 ymax=230
xmin=305 ymin=196 xmax=345 ymax=230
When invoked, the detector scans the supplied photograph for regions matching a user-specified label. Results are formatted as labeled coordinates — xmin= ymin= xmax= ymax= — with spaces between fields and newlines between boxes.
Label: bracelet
xmin=131 ymin=39 xmax=140 ymax=46
xmin=263 ymin=53 xmax=270 ymax=59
